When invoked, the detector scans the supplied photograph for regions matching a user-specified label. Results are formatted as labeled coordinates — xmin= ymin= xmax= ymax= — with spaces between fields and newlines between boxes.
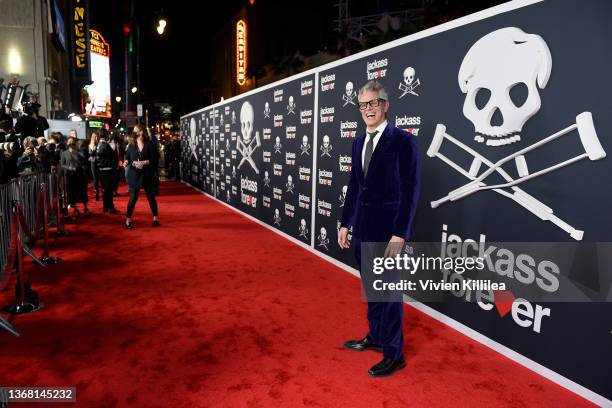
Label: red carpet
xmin=0 ymin=181 xmax=595 ymax=407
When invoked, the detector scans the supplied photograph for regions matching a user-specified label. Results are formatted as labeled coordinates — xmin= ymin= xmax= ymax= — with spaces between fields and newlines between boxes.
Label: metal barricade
xmin=0 ymin=172 xmax=66 ymax=333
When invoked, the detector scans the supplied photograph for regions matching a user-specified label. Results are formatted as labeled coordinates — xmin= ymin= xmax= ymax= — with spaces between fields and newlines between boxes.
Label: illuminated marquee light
xmin=83 ymin=29 xmax=111 ymax=118
xmin=89 ymin=29 xmax=109 ymax=57
xmin=236 ymin=19 xmax=247 ymax=86
xmin=71 ymin=0 xmax=89 ymax=76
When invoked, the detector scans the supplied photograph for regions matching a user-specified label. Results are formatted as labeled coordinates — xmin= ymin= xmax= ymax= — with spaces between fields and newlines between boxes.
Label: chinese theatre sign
xmin=236 ymin=19 xmax=247 ymax=86
xmin=71 ymin=0 xmax=90 ymax=83
xmin=83 ymin=29 xmax=112 ymax=118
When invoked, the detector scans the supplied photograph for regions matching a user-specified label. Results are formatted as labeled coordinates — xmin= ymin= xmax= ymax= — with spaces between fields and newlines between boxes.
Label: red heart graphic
xmin=493 ymin=290 xmax=515 ymax=318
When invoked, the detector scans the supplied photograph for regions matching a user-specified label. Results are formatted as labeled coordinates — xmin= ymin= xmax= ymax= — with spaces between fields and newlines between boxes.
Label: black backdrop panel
xmin=212 ymin=75 xmax=316 ymax=243
xmin=181 ymin=1 xmax=612 ymax=402
xmin=180 ymin=109 xmax=208 ymax=192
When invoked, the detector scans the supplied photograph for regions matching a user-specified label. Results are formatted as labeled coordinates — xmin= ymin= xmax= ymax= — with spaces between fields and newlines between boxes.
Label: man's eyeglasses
xmin=358 ymin=98 xmax=386 ymax=110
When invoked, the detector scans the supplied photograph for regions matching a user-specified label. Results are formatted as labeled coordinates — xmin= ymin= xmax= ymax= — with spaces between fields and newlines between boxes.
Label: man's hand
xmin=384 ymin=235 xmax=405 ymax=258
xmin=338 ymin=227 xmax=350 ymax=249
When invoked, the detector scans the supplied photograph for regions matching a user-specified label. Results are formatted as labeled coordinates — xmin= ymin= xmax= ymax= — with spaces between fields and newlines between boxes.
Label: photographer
xmin=0 ymin=119 xmax=14 ymax=143
xmin=35 ymin=144 xmax=51 ymax=173
xmin=17 ymin=136 xmax=41 ymax=175
xmin=46 ymin=142 xmax=60 ymax=173
xmin=15 ymin=103 xmax=49 ymax=139
xmin=0 ymin=141 xmax=19 ymax=183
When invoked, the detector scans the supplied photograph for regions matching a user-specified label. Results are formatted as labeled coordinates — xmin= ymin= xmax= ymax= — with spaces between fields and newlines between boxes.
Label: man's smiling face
xmin=359 ymin=90 xmax=389 ymax=130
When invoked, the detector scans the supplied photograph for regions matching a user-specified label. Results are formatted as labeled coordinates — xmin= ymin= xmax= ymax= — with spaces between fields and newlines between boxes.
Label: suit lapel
xmin=354 ymin=134 xmax=366 ymax=184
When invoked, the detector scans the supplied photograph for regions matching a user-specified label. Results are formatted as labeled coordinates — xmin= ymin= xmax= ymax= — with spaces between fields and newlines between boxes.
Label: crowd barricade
xmin=0 ymin=172 xmax=67 ymax=336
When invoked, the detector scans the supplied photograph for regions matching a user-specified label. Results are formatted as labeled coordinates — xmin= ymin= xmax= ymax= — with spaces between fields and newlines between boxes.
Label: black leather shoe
xmin=368 ymin=357 xmax=406 ymax=378
xmin=125 ymin=221 xmax=134 ymax=229
xmin=343 ymin=337 xmax=383 ymax=353
xmin=152 ymin=220 xmax=160 ymax=227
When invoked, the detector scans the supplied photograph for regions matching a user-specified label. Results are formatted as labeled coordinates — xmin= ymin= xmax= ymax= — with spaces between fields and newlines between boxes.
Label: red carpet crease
xmin=0 ymin=181 xmax=595 ymax=407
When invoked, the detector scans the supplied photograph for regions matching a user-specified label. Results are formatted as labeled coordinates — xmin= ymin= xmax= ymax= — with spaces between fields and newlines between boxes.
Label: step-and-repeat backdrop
xmin=181 ymin=0 xmax=612 ymax=403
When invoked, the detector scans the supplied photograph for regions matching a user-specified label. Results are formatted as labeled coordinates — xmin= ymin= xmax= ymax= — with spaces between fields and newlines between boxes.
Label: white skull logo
xmin=240 ymin=101 xmax=254 ymax=145
xmin=320 ymin=227 xmax=327 ymax=240
xmin=189 ymin=118 xmax=197 ymax=157
xmin=459 ymin=27 xmax=551 ymax=146
xmin=302 ymin=135 xmax=308 ymax=146
xmin=403 ymin=67 xmax=415 ymax=85
xmin=346 ymin=81 xmax=354 ymax=96
xmin=323 ymin=135 xmax=330 ymax=148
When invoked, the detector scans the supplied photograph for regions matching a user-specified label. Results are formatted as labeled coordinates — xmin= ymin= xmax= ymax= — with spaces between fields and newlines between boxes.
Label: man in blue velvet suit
xmin=338 ymin=80 xmax=420 ymax=377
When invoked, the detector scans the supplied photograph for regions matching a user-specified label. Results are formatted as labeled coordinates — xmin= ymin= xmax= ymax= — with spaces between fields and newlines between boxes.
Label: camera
xmin=0 ymin=141 xmax=18 ymax=153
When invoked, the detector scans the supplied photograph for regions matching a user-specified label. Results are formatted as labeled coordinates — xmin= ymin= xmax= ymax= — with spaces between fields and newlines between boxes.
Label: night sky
xmin=90 ymin=0 xmax=330 ymax=118
xmin=90 ymin=0 xmax=503 ymax=119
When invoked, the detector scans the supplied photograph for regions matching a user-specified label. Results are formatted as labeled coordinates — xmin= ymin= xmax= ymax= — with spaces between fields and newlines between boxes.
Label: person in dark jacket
xmin=88 ymin=131 xmax=100 ymax=200
xmin=15 ymin=103 xmax=49 ymax=139
xmin=17 ymin=137 xmax=41 ymax=175
xmin=123 ymin=124 xmax=159 ymax=228
xmin=60 ymin=138 xmax=89 ymax=216
xmin=95 ymin=129 xmax=119 ymax=213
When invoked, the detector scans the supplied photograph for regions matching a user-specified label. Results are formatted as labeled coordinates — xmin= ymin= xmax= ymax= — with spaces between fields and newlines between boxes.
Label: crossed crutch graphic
xmin=237 ymin=131 xmax=262 ymax=174
xmin=427 ymin=112 xmax=606 ymax=240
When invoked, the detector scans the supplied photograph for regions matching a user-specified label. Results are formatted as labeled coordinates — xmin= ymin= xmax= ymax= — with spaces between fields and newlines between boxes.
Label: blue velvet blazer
xmin=340 ymin=123 xmax=421 ymax=242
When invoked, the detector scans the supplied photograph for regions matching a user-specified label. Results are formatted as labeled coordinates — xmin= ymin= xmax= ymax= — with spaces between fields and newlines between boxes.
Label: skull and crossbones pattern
xmin=273 ymin=136 xmax=282 ymax=154
xmin=264 ymin=102 xmax=271 ymax=118
xmin=428 ymin=27 xmax=606 ymax=241
xmin=232 ymin=165 xmax=236 ymax=178
xmin=286 ymin=175 xmax=294 ymax=194
xmin=220 ymin=114 xmax=224 ymax=127
xmin=263 ymin=171 xmax=271 ymax=187
xmin=398 ymin=67 xmax=421 ymax=98
xmin=342 ymin=81 xmax=356 ymax=106
xmin=298 ymin=219 xmax=309 ymax=239
xmin=237 ymin=101 xmax=261 ymax=174
xmin=231 ymin=110 xmax=236 ymax=125
xmin=273 ymin=209 xmax=282 ymax=226
xmin=189 ymin=118 xmax=198 ymax=159
xmin=301 ymin=135 xmax=311 ymax=155
xmin=320 ymin=135 xmax=332 ymax=157
xmin=317 ymin=227 xmax=329 ymax=250
xmin=287 ymin=96 xmax=296 ymax=114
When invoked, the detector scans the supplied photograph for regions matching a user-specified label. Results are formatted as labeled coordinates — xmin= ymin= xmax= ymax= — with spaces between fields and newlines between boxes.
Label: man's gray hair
xmin=358 ymin=80 xmax=389 ymax=101
xmin=23 ymin=136 xmax=38 ymax=148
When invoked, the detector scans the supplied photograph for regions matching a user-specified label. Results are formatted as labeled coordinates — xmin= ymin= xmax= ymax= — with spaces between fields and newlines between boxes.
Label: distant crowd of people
xmin=1 ymin=104 xmax=184 ymax=228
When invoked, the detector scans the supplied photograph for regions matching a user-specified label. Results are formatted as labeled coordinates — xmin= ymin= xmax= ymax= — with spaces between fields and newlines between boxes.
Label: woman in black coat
xmin=124 ymin=124 xmax=159 ymax=229
xmin=60 ymin=138 xmax=89 ymax=216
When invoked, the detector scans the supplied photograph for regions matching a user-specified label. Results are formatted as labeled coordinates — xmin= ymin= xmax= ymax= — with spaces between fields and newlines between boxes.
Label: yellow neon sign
xmin=236 ymin=19 xmax=247 ymax=86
